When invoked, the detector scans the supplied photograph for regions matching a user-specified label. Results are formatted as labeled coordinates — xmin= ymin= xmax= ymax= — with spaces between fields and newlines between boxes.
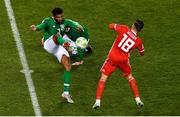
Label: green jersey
xmin=65 ymin=22 xmax=89 ymax=42
xmin=36 ymin=17 xmax=80 ymax=43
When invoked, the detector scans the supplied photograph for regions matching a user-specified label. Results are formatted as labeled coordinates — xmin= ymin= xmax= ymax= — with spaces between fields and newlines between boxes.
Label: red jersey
xmin=107 ymin=24 xmax=144 ymax=63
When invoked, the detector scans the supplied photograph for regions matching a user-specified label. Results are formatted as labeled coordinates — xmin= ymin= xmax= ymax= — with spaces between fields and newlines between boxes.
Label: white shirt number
xmin=118 ymin=34 xmax=135 ymax=52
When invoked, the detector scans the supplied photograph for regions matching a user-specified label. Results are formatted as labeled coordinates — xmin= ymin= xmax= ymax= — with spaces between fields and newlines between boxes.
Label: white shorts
xmin=43 ymin=36 xmax=69 ymax=63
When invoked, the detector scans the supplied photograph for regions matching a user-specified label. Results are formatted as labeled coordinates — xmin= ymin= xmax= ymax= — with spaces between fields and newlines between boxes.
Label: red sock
xmin=129 ymin=78 xmax=139 ymax=98
xmin=96 ymin=80 xmax=106 ymax=99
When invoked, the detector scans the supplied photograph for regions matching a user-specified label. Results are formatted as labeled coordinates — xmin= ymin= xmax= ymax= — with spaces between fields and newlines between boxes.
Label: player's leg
xmin=43 ymin=35 xmax=74 ymax=103
xmin=93 ymin=73 xmax=108 ymax=109
xmin=93 ymin=60 xmax=116 ymax=109
xmin=61 ymin=55 xmax=74 ymax=103
xmin=119 ymin=62 xmax=144 ymax=107
xmin=43 ymin=36 xmax=57 ymax=54
xmin=127 ymin=74 xmax=143 ymax=107
xmin=55 ymin=46 xmax=74 ymax=103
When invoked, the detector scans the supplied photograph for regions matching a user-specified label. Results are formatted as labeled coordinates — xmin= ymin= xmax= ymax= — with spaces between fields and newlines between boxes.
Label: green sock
xmin=63 ymin=71 xmax=71 ymax=94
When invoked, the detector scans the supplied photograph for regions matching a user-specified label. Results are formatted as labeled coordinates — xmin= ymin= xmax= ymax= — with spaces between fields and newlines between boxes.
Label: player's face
xmin=54 ymin=14 xmax=63 ymax=23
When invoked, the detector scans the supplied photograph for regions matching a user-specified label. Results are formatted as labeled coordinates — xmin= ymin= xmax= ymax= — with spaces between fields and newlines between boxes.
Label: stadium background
xmin=0 ymin=0 xmax=180 ymax=115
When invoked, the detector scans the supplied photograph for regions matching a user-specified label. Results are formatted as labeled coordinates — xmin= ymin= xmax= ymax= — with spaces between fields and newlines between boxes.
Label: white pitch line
xmin=4 ymin=0 xmax=42 ymax=116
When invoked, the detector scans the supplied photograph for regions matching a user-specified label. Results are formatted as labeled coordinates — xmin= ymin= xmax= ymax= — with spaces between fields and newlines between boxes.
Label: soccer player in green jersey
xmin=63 ymin=23 xmax=90 ymax=66
xmin=30 ymin=7 xmax=83 ymax=103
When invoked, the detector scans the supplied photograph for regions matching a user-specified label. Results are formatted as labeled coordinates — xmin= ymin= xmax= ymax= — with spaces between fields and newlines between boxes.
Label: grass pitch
xmin=0 ymin=0 xmax=180 ymax=115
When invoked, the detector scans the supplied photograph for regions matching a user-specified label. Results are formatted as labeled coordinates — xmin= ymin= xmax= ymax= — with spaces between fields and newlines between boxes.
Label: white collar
xmin=131 ymin=29 xmax=137 ymax=35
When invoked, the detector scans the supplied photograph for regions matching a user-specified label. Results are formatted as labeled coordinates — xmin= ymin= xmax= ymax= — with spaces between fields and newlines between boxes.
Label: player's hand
xmin=30 ymin=25 xmax=37 ymax=31
xmin=139 ymin=52 xmax=144 ymax=56
xmin=72 ymin=61 xmax=84 ymax=66
xmin=63 ymin=42 xmax=70 ymax=50
xmin=65 ymin=27 xmax=70 ymax=32
xmin=41 ymin=38 xmax=44 ymax=46
xmin=77 ymin=25 xmax=84 ymax=32
xmin=109 ymin=23 xmax=115 ymax=30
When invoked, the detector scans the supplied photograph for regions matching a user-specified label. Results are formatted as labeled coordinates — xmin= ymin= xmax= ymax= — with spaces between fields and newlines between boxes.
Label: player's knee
xmin=63 ymin=61 xmax=71 ymax=70
xmin=100 ymin=73 xmax=108 ymax=81
xmin=126 ymin=74 xmax=134 ymax=81
xmin=61 ymin=55 xmax=71 ymax=71
xmin=64 ymin=63 xmax=71 ymax=71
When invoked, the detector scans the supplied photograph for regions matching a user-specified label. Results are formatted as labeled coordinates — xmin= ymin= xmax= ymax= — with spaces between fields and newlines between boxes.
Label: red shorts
xmin=100 ymin=59 xmax=131 ymax=77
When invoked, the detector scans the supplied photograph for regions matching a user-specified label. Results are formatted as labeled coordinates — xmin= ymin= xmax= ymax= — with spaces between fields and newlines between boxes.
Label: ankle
xmin=96 ymin=99 xmax=101 ymax=103
xmin=135 ymin=97 xmax=141 ymax=102
xmin=64 ymin=91 xmax=69 ymax=95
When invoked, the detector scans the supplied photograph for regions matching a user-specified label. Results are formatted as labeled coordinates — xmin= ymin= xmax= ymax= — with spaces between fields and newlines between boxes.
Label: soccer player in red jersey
xmin=93 ymin=19 xmax=145 ymax=109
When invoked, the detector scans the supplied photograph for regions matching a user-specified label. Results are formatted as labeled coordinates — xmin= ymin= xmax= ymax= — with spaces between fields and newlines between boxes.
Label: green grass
xmin=0 ymin=0 xmax=180 ymax=115
xmin=0 ymin=0 xmax=34 ymax=115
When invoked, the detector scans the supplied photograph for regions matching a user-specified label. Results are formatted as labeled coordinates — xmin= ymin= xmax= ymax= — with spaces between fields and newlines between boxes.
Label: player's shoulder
xmin=119 ymin=25 xmax=129 ymax=30
xmin=42 ymin=17 xmax=53 ymax=23
xmin=63 ymin=18 xmax=74 ymax=22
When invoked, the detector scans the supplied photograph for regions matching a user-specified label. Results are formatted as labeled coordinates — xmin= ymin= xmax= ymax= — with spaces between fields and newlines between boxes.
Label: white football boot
xmin=92 ymin=99 xmax=101 ymax=109
xmin=61 ymin=93 xmax=74 ymax=103
xmin=135 ymin=97 xmax=144 ymax=107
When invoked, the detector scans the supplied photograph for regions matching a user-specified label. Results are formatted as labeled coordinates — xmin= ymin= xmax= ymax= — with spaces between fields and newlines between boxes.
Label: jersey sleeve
xmin=35 ymin=19 xmax=47 ymax=31
xmin=65 ymin=19 xmax=83 ymax=30
xmin=109 ymin=23 xmax=120 ymax=31
xmin=137 ymin=39 xmax=145 ymax=55
xmin=109 ymin=23 xmax=122 ymax=35
xmin=80 ymin=26 xmax=89 ymax=40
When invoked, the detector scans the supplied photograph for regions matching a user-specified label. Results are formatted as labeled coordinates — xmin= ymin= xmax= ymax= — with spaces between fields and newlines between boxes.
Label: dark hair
xmin=134 ymin=19 xmax=144 ymax=32
xmin=52 ymin=7 xmax=63 ymax=16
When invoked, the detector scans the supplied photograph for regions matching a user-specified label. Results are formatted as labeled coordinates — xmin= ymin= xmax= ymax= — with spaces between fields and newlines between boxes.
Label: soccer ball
xmin=75 ymin=37 xmax=88 ymax=49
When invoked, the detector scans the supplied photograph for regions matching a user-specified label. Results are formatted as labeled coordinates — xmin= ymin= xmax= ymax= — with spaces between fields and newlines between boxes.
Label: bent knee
xmin=61 ymin=55 xmax=71 ymax=71
xmin=100 ymin=73 xmax=108 ymax=81
xmin=126 ymin=74 xmax=134 ymax=81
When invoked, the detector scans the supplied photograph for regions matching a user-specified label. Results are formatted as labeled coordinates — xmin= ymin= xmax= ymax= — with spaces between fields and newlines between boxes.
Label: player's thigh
xmin=117 ymin=62 xmax=131 ymax=77
xmin=100 ymin=59 xmax=117 ymax=76
xmin=55 ymin=46 xmax=70 ymax=63
xmin=43 ymin=36 xmax=57 ymax=54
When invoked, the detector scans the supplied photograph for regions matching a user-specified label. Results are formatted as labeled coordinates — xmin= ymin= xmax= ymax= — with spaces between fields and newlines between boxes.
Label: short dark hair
xmin=134 ymin=19 xmax=144 ymax=32
xmin=52 ymin=7 xmax=63 ymax=16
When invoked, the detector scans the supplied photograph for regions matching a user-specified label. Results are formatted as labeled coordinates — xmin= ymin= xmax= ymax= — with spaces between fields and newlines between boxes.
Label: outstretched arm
xmin=30 ymin=25 xmax=37 ymax=31
xmin=109 ymin=23 xmax=121 ymax=34
xmin=109 ymin=23 xmax=116 ymax=30
xmin=30 ymin=20 xmax=47 ymax=31
xmin=72 ymin=61 xmax=84 ymax=66
xmin=65 ymin=19 xmax=84 ymax=32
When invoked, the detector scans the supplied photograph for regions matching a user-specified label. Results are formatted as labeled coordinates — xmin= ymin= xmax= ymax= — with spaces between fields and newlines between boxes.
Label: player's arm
xmin=109 ymin=23 xmax=120 ymax=31
xmin=137 ymin=43 xmax=145 ymax=56
xmin=72 ymin=61 xmax=84 ymax=66
xmin=81 ymin=27 xmax=89 ymax=40
xmin=30 ymin=20 xmax=47 ymax=31
xmin=65 ymin=19 xmax=84 ymax=32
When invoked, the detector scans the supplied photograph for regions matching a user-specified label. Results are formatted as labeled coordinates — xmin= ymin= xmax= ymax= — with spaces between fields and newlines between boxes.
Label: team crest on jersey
xmin=60 ymin=24 xmax=65 ymax=31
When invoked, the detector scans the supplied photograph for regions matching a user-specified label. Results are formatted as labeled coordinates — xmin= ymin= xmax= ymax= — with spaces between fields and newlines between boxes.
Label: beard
xmin=54 ymin=19 xmax=62 ymax=24
xmin=55 ymin=19 xmax=61 ymax=24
